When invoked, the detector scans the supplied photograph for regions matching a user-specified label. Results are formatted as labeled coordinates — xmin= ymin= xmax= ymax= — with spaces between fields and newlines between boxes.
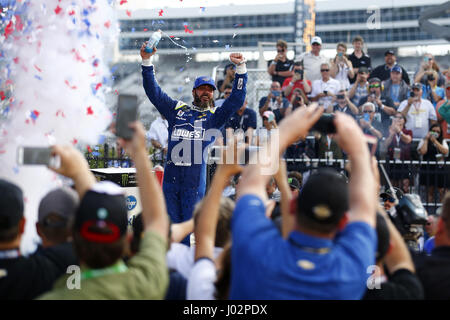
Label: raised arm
xmin=118 ymin=121 xmax=169 ymax=240
xmin=140 ymin=42 xmax=178 ymax=122
xmin=212 ymin=53 xmax=248 ymax=128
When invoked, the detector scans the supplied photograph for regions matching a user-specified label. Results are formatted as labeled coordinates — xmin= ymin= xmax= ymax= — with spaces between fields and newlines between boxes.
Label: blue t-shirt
xmin=230 ymin=194 xmax=377 ymax=300
xmin=390 ymin=84 xmax=400 ymax=103
xmin=422 ymin=84 xmax=445 ymax=107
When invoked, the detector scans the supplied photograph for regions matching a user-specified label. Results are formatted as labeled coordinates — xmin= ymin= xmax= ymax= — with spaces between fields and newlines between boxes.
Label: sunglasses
xmin=363 ymin=110 xmax=374 ymax=113
xmin=277 ymin=49 xmax=285 ymax=53
xmin=312 ymin=43 xmax=321 ymax=46
xmin=320 ymin=69 xmax=329 ymax=72
xmin=369 ymin=84 xmax=381 ymax=88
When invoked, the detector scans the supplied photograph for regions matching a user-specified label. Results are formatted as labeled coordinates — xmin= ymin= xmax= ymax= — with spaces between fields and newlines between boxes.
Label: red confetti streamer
xmin=54 ymin=5 xmax=62 ymax=15
xmin=64 ymin=80 xmax=77 ymax=90
xmin=0 ymin=91 xmax=5 ymax=101
xmin=159 ymin=9 xmax=163 ymax=16
xmin=69 ymin=10 xmax=75 ymax=15
xmin=126 ymin=10 xmax=132 ymax=17
xmin=87 ymin=146 xmax=92 ymax=153
xmin=87 ymin=106 xmax=94 ymax=115
xmin=56 ymin=110 xmax=66 ymax=118
xmin=120 ymin=0 xmax=127 ymax=4
xmin=4 ymin=21 xmax=14 ymax=39
xmin=95 ymin=83 xmax=102 ymax=90
xmin=104 ymin=20 xmax=111 ymax=28
xmin=184 ymin=25 xmax=193 ymax=34
xmin=34 ymin=65 xmax=42 ymax=72
xmin=143 ymin=28 xmax=148 ymax=31
xmin=72 ymin=138 xmax=78 ymax=145
xmin=115 ymin=90 xmax=119 ymax=95
xmin=15 ymin=15 xmax=24 ymax=32
xmin=13 ymin=57 xmax=19 ymax=64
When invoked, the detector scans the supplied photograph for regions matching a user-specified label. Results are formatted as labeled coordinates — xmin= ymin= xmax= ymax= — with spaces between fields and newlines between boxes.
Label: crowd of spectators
xmin=1 ymin=35 xmax=450 ymax=302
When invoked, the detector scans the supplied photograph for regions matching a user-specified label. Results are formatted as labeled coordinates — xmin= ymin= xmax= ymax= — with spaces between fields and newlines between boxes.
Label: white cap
xmin=311 ymin=36 xmax=322 ymax=45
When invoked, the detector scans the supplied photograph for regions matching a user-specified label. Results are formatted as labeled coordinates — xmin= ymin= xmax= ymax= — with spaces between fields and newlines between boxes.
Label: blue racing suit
xmin=142 ymin=63 xmax=247 ymax=238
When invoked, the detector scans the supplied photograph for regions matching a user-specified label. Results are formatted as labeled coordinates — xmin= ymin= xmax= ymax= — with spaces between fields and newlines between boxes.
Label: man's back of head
xmin=296 ymin=168 xmax=349 ymax=235
xmin=72 ymin=182 xmax=128 ymax=269
xmin=0 ymin=179 xmax=24 ymax=245
xmin=37 ymin=187 xmax=79 ymax=247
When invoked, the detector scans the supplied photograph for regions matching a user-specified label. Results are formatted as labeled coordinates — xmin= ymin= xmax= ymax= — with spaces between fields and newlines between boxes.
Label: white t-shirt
xmin=298 ymin=51 xmax=328 ymax=82
xmin=147 ymin=117 xmax=168 ymax=147
xmin=334 ymin=61 xmax=351 ymax=91
xmin=398 ymin=99 xmax=437 ymax=139
xmin=166 ymin=243 xmax=223 ymax=279
xmin=187 ymin=258 xmax=217 ymax=300
xmin=310 ymin=78 xmax=341 ymax=109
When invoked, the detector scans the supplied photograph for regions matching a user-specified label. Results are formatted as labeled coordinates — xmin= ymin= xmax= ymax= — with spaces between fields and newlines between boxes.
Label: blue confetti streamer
xmin=98 ymin=135 xmax=106 ymax=144
xmin=34 ymin=75 xmax=42 ymax=80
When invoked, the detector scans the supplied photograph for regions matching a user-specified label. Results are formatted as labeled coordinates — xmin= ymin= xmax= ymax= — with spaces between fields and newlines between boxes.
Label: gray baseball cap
xmin=38 ymin=187 xmax=79 ymax=227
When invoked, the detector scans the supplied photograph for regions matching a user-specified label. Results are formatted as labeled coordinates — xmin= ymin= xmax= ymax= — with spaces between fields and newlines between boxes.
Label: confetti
xmin=72 ymin=138 xmax=78 ymax=145
xmin=0 ymin=91 xmax=5 ymax=101
xmin=4 ymin=21 xmax=14 ymax=39
xmin=87 ymin=145 xmax=92 ymax=153
xmin=120 ymin=0 xmax=127 ymax=4
xmin=54 ymin=5 xmax=62 ymax=15
xmin=87 ymin=106 xmax=94 ymax=115
xmin=34 ymin=65 xmax=42 ymax=72
xmin=184 ymin=25 xmax=193 ymax=34
xmin=69 ymin=10 xmax=76 ymax=16
xmin=104 ymin=20 xmax=111 ymax=28
xmin=34 ymin=75 xmax=43 ymax=80
xmin=13 ymin=57 xmax=20 ymax=64
xmin=95 ymin=82 xmax=102 ymax=90
xmin=159 ymin=9 xmax=163 ymax=16
xmin=126 ymin=10 xmax=131 ymax=17
xmin=64 ymin=80 xmax=77 ymax=90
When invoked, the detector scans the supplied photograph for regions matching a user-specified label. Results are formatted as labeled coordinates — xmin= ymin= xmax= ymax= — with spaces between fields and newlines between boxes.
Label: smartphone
xmin=311 ymin=113 xmax=336 ymax=134
xmin=116 ymin=94 xmax=138 ymax=140
xmin=363 ymin=113 xmax=370 ymax=122
xmin=272 ymin=91 xmax=280 ymax=97
xmin=17 ymin=146 xmax=60 ymax=168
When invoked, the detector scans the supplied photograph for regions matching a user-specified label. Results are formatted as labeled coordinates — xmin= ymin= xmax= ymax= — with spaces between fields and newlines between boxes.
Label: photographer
xmin=327 ymin=89 xmax=359 ymax=117
xmin=310 ymin=62 xmax=341 ymax=109
xmin=358 ymin=102 xmax=383 ymax=140
xmin=398 ymin=83 xmax=437 ymax=139
xmin=348 ymin=67 xmax=370 ymax=106
xmin=421 ymin=70 xmax=445 ymax=107
xmin=267 ymin=39 xmax=294 ymax=86
xmin=259 ymin=81 xmax=290 ymax=122
xmin=282 ymin=61 xmax=311 ymax=101
xmin=358 ymin=78 xmax=396 ymax=133
xmin=417 ymin=123 xmax=449 ymax=204
xmin=330 ymin=42 xmax=354 ymax=91
xmin=288 ymin=89 xmax=308 ymax=114
xmin=414 ymin=53 xmax=446 ymax=88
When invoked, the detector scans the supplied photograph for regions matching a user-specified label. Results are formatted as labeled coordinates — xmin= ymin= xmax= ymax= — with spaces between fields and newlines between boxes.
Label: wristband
xmin=141 ymin=58 xmax=153 ymax=67
xmin=271 ymin=61 xmax=277 ymax=66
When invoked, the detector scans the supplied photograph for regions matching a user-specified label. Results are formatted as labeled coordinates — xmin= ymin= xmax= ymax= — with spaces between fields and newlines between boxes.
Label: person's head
xmin=352 ymin=35 xmax=364 ymax=51
xmin=429 ymin=123 xmax=442 ymax=142
xmin=362 ymin=102 xmax=376 ymax=122
xmin=336 ymin=42 xmax=347 ymax=57
xmin=425 ymin=214 xmax=439 ymax=237
xmin=337 ymin=89 xmax=346 ymax=106
xmin=292 ymin=88 xmax=304 ymax=106
xmin=357 ymin=66 xmax=369 ymax=83
xmin=262 ymin=110 xmax=275 ymax=130
xmin=368 ymin=77 xmax=382 ymax=95
xmin=295 ymin=169 xmax=349 ymax=236
xmin=222 ymin=84 xmax=232 ymax=99
xmin=0 ymin=179 xmax=25 ymax=247
xmin=320 ymin=62 xmax=330 ymax=80
xmin=276 ymin=39 xmax=288 ymax=59
xmin=380 ymin=187 xmax=403 ymax=211
xmin=293 ymin=61 xmax=303 ymax=72
xmin=311 ymin=36 xmax=322 ymax=55
xmin=192 ymin=76 xmax=216 ymax=109
xmin=384 ymin=50 xmax=396 ymax=66
xmin=36 ymin=187 xmax=79 ymax=248
xmin=411 ymin=82 xmax=423 ymax=98
xmin=72 ymin=182 xmax=128 ymax=269
xmin=223 ymin=63 xmax=236 ymax=78
xmin=423 ymin=53 xmax=440 ymax=72
xmin=393 ymin=112 xmax=407 ymax=129
xmin=270 ymin=81 xmax=281 ymax=94
xmin=288 ymin=177 xmax=301 ymax=198
xmin=266 ymin=177 xmax=277 ymax=196
xmin=435 ymin=192 xmax=450 ymax=246
xmin=288 ymin=171 xmax=303 ymax=188
xmin=193 ymin=197 xmax=234 ymax=248
xmin=390 ymin=65 xmax=403 ymax=84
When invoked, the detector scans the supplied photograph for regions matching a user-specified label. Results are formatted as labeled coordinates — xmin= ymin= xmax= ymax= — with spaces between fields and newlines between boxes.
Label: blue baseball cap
xmin=391 ymin=65 xmax=402 ymax=73
xmin=193 ymin=76 xmax=217 ymax=90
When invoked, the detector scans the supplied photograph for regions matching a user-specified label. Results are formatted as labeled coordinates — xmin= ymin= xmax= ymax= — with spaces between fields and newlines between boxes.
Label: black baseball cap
xmin=297 ymin=168 xmax=349 ymax=225
xmin=38 ymin=188 xmax=79 ymax=227
xmin=288 ymin=177 xmax=301 ymax=190
xmin=380 ymin=187 xmax=404 ymax=202
xmin=74 ymin=182 xmax=128 ymax=243
xmin=385 ymin=50 xmax=395 ymax=56
xmin=0 ymin=179 xmax=24 ymax=231
xmin=358 ymin=66 xmax=369 ymax=74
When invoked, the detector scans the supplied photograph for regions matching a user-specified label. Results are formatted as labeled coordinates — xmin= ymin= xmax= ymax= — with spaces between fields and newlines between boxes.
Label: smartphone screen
xmin=116 ymin=94 xmax=138 ymax=140
xmin=17 ymin=147 xmax=51 ymax=165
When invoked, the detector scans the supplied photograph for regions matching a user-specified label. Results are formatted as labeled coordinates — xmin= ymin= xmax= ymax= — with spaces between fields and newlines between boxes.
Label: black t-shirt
xmin=267 ymin=59 xmax=294 ymax=87
xmin=333 ymin=104 xmax=357 ymax=118
xmin=348 ymin=51 xmax=372 ymax=84
xmin=369 ymin=64 xmax=410 ymax=85
xmin=363 ymin=269 xmax=424 ymax=300
xmin=0 ymin=243 xmax=78 ymax=300
xmin=414 ymin=246 xmax=450 ymax=299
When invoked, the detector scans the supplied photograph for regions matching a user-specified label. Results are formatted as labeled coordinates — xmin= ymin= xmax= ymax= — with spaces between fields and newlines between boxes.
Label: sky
xmin=121 ymin=0 xmax=295 ymax=10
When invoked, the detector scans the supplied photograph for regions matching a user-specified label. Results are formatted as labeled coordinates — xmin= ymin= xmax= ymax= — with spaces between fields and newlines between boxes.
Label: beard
xmin=193 ymin=92 xmax=215 ymax=110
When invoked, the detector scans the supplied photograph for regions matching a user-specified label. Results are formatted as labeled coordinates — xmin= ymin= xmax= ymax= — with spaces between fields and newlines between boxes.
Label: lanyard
xmin=0 ymin=249 xmax=20 ymax=259
xmin=81 ymin=261 xmax=128 ymax=280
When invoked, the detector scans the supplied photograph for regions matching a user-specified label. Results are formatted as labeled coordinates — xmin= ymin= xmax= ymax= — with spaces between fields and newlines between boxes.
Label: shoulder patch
xmin=175 ymin=101 xmax=187 ymax=110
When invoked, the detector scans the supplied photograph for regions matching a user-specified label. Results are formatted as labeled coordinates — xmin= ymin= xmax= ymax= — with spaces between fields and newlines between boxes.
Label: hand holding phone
xmin=116 ymin=94 xmax=139 ymax=140
xmin=17 ymin=147 xmax=60 ymax=168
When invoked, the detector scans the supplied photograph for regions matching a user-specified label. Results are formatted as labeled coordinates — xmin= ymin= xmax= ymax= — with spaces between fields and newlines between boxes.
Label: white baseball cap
xmin=311 ymin=36 xmax=322 ymax=45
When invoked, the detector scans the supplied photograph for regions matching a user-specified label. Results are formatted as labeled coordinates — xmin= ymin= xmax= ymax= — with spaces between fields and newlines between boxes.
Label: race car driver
xmin=140 ymin=42 xmax=247 ymax=245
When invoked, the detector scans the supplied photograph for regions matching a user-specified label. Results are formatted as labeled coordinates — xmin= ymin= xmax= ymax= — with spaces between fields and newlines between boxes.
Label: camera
xmin=424 ymin=74 xmax=435 ymax=82
xmin=337 ymin=94 xmax=345 ymax=100
xmin=311 ymin=113 xmax=336 ymax=134
xmin=409 ymin=91 xmax=415 ymax=98
xmin=323 ymin=90 xmax=328 ymax=95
